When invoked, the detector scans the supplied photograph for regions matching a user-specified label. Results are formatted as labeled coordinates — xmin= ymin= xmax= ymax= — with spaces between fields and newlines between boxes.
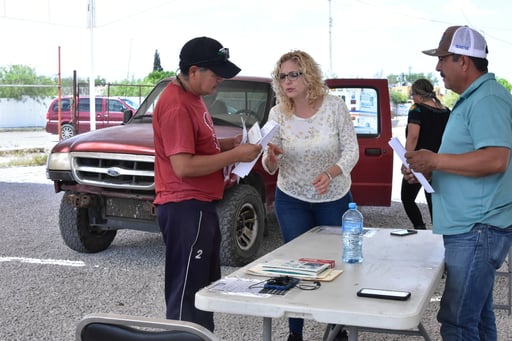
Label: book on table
xmin=260 ymin=259 xmax=331 ymax=278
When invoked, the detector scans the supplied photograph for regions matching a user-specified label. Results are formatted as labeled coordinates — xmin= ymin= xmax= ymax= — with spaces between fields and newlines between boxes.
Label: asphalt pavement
xmin=0 ymin=128 xmax=59 ymax=152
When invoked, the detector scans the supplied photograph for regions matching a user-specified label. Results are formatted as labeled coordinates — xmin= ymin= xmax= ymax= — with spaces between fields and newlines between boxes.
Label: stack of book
xmin=259 ymin=259 xmax=332 ymax=278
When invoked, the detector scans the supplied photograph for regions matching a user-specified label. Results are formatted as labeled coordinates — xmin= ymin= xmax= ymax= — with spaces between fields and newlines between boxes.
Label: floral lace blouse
xmin=262 ymin=94 xmax=359 ymax=202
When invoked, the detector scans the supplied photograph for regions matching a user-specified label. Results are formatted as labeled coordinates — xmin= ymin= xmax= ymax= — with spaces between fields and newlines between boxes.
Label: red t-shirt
xmin=153 ymin=83 xmax=223 ymax=204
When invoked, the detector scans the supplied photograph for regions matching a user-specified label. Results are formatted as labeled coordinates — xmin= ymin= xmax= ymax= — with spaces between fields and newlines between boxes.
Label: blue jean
xmin=274 ymin=187 xmax=352 ymax=336
xmin=438 ymin=223 xmax=512 ymax=341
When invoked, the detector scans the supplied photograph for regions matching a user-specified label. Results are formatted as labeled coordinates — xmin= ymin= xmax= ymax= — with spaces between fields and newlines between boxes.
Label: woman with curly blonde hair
xmin=271 ymin=51 xmax=329 ymax=116
xmin=263 ymin=50 xmax=359 ymax=341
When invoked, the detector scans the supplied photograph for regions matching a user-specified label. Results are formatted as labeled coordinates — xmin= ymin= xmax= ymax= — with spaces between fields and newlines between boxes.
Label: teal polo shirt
xmin=432 ymin=73 xmax=512 ymax=235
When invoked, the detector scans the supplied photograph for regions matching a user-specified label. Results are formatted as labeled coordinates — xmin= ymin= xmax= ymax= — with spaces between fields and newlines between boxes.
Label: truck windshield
xmin=130 ymin=78 xmax=272 ymax=129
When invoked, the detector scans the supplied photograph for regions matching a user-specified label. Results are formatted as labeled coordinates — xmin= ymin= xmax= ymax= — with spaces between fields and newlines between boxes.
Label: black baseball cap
xmin=179 ymin=37 xmax=241 ymax=78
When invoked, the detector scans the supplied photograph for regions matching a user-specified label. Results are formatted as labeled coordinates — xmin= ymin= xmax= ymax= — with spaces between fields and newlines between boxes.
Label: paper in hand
xmin=388 ymin=137 xmax=434 ymax=193
xmin=233 ymin=119 xmax=279 ymax=178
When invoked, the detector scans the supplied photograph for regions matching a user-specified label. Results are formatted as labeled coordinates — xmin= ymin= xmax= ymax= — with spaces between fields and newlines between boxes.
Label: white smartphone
xmin=357 ymin=288 xmax=411 ymax=300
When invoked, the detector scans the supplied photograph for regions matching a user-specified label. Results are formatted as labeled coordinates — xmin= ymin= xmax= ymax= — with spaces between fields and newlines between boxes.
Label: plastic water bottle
xmin=342 ymin=202 xmax=363 ymax=263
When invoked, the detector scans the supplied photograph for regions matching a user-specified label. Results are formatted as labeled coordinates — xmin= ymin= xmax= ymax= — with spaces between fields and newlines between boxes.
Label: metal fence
xmin=0 ymin=83 xmax=153 ymax=128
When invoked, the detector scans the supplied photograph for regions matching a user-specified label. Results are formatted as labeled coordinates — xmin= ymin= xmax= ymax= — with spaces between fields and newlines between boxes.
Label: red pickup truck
xmin=46 ymin=76 xmax=393 ymax=266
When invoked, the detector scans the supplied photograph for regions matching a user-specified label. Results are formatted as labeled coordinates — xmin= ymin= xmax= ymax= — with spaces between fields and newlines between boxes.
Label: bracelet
xmin=324 ymin=171 xmax=333 ymax=181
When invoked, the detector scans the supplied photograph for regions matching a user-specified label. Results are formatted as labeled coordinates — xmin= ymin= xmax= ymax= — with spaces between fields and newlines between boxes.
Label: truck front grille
xmin=71 ymin=152 xmax=154 ymax=190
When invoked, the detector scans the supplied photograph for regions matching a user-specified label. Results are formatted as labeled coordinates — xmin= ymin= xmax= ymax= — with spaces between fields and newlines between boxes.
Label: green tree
xmin=144 ymin=70 xmax=174 ymax=84
xmin=440 ymin=76 xmax=511 ymax=110
xmin=0 ymin=64 xmax=56 ymax=100
xmin=105 ymin=70 xmax=174 ymax=97
xmin=387 ymin=72 xmax=438 ymax=87
xmin=497 ymin=77 xmax=512 ymax=92
xmin=153 ymin=50 xmax=163 ymax=72
xmin=390 ymin=90 xmax=408 ymax=104
xmin=441 ymin=90 xmax=459 ymax=109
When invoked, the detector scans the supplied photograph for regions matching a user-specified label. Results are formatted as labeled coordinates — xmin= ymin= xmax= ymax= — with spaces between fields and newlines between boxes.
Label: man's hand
xmin=232 ymin=134 xmax=243 ymax=147
xmin=234 ymin=143 xmax=262 ymax=162
xmin=219 ymin=135 xmax=244 ymax=151
xmin=405 ymin=149 xmax=437 ymax=175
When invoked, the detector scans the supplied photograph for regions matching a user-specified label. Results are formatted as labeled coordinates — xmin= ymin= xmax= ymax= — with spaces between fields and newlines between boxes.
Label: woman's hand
xmin=264 ymin=143 xmax=283 ymax=172
xmin=313 ymin=171 xmax=331 ymax=195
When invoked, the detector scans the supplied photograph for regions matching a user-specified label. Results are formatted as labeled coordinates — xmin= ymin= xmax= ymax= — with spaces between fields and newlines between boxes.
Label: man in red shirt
xmin=152 ymin=36 xmax=262 ymax=331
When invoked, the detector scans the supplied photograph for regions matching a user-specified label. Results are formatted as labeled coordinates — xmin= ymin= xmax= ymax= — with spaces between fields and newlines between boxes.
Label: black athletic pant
xmin=157 ymin=199 xmax=221 ymax=332
xmin=401 ymin=178 xmax=432 ymax=229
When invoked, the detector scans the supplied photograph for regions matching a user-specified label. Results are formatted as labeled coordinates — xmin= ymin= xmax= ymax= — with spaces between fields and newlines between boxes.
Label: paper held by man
xmin=388 ymin=137 xmax=434 ymax=193
xmin=232 ymin=119 xmax=279 ymax=178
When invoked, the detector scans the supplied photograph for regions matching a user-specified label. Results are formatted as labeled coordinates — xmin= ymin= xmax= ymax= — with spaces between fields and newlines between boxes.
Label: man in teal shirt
xmin=405 ymin=25 xmax=512 ymax=340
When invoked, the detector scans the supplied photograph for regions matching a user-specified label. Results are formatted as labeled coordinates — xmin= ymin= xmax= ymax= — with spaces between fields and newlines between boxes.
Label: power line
xmin=95 ymin=1 xmax=175 ymax=28
xmin=0 ymin=14 xmax=82 ymax=29
xmin=331 ymin=0 xmax=512 ymax=46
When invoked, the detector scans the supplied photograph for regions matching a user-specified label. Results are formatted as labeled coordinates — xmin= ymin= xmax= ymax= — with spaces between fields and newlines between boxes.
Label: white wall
xmin=0 ymin=97 xmax=52 ymax=128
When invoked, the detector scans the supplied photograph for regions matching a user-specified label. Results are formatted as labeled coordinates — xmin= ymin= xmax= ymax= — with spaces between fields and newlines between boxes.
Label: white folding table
xmin=195 ymin=227 xmax=445 ymax=341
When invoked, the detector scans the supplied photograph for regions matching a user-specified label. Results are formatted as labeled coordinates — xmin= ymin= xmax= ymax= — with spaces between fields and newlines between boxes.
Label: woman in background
xmin=401 ymin=79 xmax=450 ymax=229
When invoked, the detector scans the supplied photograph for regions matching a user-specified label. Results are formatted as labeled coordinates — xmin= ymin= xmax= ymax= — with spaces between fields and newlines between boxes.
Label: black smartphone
xmin=390 ymin=229 xmax=418 ymax=236
xmin=357 ymin=288 xmax=411 ymax=300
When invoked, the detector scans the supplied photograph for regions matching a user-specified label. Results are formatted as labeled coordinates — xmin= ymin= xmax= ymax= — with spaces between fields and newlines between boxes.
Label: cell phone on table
xmin=390 ymin=229 xmax=418 ymax=236
xmin=357 ymin=288 xmax=411 ymax=301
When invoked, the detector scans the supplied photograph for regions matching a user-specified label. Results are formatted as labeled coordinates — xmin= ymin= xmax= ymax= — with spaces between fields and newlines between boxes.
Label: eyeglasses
xmin=277 ymin=71 xmax=303 ymax=82
xmin=297 ymin=280 xmax=321 ymax=290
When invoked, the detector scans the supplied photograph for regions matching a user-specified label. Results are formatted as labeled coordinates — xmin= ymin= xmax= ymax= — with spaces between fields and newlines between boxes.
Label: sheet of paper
xmin=247 ymin=122 xmax=262 ymax=144
xmin=240 ymin=117 xmax=248 ymax=144
xmin=233 ymin=120 xmax=279 ymax=178
xmin=208 ymin=277 xmax=270 ymax=297
xmin=388 ymin=137 xmax=434 ymax=193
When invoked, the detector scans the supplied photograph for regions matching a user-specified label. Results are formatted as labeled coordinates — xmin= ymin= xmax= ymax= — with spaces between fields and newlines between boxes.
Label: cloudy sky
xmin=1 ymin=0 xmax=511 ymax=84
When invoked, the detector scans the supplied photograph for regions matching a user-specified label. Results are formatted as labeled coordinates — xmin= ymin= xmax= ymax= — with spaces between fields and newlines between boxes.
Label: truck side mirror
xmin=123 ymin=109 xmax=133 ymax=123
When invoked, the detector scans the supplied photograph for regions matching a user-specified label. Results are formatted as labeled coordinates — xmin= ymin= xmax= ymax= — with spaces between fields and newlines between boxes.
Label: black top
xmin=406 ymin=103 xmax=451 ymax=152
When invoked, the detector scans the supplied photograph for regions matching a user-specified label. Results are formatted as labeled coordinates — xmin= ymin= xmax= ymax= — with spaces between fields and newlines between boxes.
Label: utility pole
xmin=88 ymin=0 xmax=96 ymax=131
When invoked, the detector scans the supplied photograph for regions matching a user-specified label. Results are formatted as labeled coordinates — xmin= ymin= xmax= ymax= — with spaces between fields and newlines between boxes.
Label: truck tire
xmin=59 ymin=193 xmax=116 ymax=253
xmin=217 ymin=185 xmax=265 ymax=266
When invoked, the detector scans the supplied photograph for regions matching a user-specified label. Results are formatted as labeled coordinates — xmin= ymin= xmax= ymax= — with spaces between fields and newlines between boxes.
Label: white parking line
xmin=0 ymin=256 xmax=86 ymax=267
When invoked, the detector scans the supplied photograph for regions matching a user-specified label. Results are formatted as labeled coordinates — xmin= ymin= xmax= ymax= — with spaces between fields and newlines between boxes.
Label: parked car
xmin=46 ymin=76 xmax=393 ymax=266
xmin=45 ymin=96 xmax=137 ymax=140
xmin=119 ymin=97 xmax=141 ymax=110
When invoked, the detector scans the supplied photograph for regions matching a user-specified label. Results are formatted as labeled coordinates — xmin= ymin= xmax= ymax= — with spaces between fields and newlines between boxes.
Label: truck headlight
xmin=47 ymin=152 xmax=72 ymax=171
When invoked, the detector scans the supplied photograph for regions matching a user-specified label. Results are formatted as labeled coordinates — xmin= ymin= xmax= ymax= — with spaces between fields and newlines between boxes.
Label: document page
xmin=233 ymin=120 xmax=279 ymax=178
xmin=388 ymin=137 xmax=434 ymax=193
xmin=208 ymin=277 xmax=270 ymax=297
